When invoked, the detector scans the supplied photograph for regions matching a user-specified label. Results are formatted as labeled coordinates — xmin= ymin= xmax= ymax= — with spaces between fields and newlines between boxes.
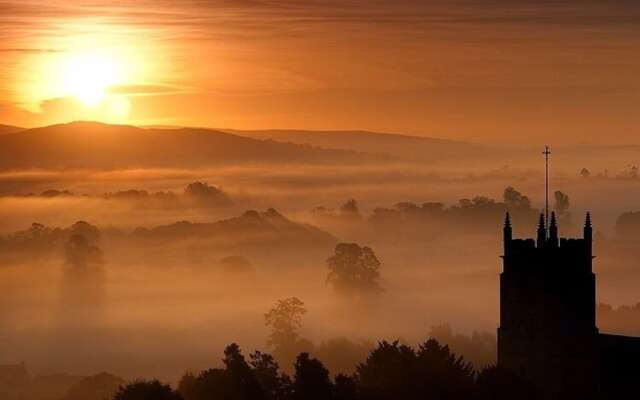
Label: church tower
xmin=498 ymin=212 xmax=599 ymax=398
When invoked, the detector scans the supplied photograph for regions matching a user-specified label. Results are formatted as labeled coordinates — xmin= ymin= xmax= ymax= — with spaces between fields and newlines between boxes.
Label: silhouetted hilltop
xmin=0 ymin=121 xmax=385 ymax=170
xmin=0 ymin=124 xmax=23 ymax=135
xmin=6 ymin=122 xmax=638 ymax=171
xmin=134 ymin=208 xmax=336 ymax=245
xmin=227 ymin=129 xmax=488 ymax=163
xmin=229 ymin=129 xmax=640 ymax=170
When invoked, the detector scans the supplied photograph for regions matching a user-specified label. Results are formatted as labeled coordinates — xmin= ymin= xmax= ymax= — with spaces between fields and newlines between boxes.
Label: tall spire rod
xmin=543 ymin=145 xmax=551 ymax=238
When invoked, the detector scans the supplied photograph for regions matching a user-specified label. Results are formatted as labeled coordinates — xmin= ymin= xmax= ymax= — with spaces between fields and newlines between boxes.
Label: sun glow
xmin=61 ymin=53 xmax=122 ymax=106
xmin=9 ymin=19 xmax=171 ymax=125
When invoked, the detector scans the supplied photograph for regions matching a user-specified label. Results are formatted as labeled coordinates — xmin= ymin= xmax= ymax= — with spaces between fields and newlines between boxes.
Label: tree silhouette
xmin=265 ymin=297 xmax=307 ymax=350
xmin=334 ymin=374 xmax=358 ymax=400
xmin=293 ymin=353 xmax=332 ymax=400
xmin=139 ymin=339 xmax=552 ymax=400
xmin=503 ymin=187 xmax=531 ymax=211
xmin=183 ymin=181 xmax=231 ymax=206
xmin=416 ymin=339 xmax=474 ymax=399
xmin=69 ymin=221 xmax=101 ymax=244
xmin=179 ymin=368 xmax=232 ymax=400
xmin=326 ymin=243 xmax=381 ymax=295
xmin=580 ymin=168 xmax=591 ymax=178
xmin=113 ymin=380 xmax=183 ymax=400
xmin=61 ymin=230 xmax=106 ymax=327
xmin=356 ymin=341 xmax=418 ymax=400
xmin=356 ymin=339 xmax=474 ymax=400
xmin=249 ymin=351 xmax=292 ymax=400
xmin=264 ymin=298 xmax=313 ymax=371
xmin=65 ymin=234 xmax=103 ymax=270
xmin=223 ymin=343 xmax=265 ymax=400
xmin=340 ymin=199 xmax=362 ymax=221
xmin=554 ymin=191 xmax=570 ymax=217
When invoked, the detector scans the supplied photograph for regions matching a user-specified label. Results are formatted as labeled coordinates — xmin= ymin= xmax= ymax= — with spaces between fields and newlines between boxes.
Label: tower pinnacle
xmin=503 ymin=212 xmax=512 ymax=250
xmin=537 ymin=213 xmax=546 ymax=247
xmin=549 ymin=211 xmax=558 ymax=247
xmin=543 ymin=145 xmax=551 ymax=237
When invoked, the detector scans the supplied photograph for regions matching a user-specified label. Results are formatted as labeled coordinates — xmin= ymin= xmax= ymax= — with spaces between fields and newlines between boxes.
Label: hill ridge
xmin=0 ymin=121 xmax=387 ymax=170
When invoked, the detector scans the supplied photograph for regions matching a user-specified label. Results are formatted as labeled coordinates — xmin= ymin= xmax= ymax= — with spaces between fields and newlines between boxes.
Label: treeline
xmin=0 ymin=221 xmax=102 ymax=261
xmin=261 ymin=298 xmax=495 ymax=376
xmin=4 ymin=181 xmax=231 ymax=208
xmin=0 ymin=208 xmax=334 ymax=263
xmin=0 ymin=322 xmax=498 ymax=400
xmin=114 ymin=339 xmax=533 ymax=400
xmin=311 ymin=187 xmax=573 ymax=236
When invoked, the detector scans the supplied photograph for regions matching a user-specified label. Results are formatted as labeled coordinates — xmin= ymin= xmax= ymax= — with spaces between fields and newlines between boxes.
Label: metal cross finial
xmin=543 ymin=146 xmax=551 ymax=237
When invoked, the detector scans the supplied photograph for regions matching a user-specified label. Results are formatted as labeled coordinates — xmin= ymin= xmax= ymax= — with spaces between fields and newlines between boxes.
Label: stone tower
xmin=498 ymin=212 xmax=599 ymax=399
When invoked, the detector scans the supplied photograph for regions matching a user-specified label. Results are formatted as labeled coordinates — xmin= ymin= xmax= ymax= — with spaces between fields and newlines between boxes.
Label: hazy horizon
xmin=7 ymin=120 xmax=640 ymax=147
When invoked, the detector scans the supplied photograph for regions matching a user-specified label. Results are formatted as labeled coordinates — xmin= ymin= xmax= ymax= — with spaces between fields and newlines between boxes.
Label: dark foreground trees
xmin=178 ymin=343 xmax=288 ymax=400
xmin=356 ymin=339 xmax=475 ymax=400
xmin=150 ymin=339 xmax=537 ymax=400
xmin=113 ymin=380 xmax=182 ymax=400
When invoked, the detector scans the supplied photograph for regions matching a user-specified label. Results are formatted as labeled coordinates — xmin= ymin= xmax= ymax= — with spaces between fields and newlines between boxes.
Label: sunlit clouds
xmin=1 ymin=1 xmax=640 ymax=142
xmin=3 ymin=14 xmax=169 ymax=124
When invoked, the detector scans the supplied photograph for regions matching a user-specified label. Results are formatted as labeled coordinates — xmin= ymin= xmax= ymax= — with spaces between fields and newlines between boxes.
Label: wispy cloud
xmin=2 ymin=0 xmax=640 ymax=142
xmin=107 ymin=84 xmax=190 ymax=96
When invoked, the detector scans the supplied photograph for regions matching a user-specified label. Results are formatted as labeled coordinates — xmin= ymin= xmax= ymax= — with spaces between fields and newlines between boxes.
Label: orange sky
xmin=1 ymin=0 xmax=639 ymax=144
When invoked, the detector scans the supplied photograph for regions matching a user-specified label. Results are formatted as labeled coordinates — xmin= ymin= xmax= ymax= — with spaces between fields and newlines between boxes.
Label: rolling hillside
xmin=226 ymin=129 xmax=489 ymax=163
xmin=0 ymin=124 xmax=23 ymax=135
xmin=0 ymin=122 xmax=385 ymax=170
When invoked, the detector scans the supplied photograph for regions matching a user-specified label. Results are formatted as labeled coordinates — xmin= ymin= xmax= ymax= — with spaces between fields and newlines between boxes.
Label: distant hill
xmin=0 ymin=124 xmax=23 ymax=135
xmin=0 ymin=210 xmax=336 ymax=267
xmin=5 ymin=122 xmax=630 ymax=172
xmin=0 ymin=121 xmax=385 ymax=170
xmin=225 ymin=129 xmax=489 ymax=163
xmin=228 ymin=129 xmax=640 ymax=171
xmin=133 ymin=208 xmax=336 ymax=247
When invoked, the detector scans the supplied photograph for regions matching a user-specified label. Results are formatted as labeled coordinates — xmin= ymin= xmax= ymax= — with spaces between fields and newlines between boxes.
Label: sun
xmin=61 ymin=52 xmax=122 ymax=106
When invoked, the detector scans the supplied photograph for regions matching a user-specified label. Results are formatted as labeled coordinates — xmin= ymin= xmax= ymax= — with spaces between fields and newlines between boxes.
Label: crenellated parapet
xmin=503 ymin=212 xmax=593 ymax=274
